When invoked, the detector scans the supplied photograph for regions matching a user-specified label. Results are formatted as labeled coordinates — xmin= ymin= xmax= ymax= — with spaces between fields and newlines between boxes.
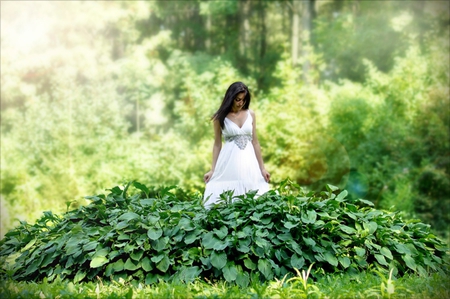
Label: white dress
xmin=204 ymin=110 xmax=269 ymax=207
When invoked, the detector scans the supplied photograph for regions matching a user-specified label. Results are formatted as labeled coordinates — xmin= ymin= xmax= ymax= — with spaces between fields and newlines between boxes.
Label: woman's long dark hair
xmin=212 ymin=82 xmax=251 ymax=129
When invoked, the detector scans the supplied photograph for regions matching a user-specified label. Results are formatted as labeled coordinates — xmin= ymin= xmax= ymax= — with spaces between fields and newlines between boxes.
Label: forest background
xmin=1 ymin=0 xmax=449 ymax=242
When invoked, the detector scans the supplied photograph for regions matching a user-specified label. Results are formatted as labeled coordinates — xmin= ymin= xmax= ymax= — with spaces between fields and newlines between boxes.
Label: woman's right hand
xmin=204 ymin=170 xmax=214 ymax=183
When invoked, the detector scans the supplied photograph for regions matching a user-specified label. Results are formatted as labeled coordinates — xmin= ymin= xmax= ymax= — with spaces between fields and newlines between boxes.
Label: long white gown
xmin=204 ymin=110 xmax=269 ymax=207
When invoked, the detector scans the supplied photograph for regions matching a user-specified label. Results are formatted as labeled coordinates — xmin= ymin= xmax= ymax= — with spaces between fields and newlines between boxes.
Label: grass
xmin=1 ymin=271 xmax=449 ymax=299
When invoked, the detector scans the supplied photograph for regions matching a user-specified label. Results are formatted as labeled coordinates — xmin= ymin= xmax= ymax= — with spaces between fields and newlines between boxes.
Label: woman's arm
xmin=250 ymin=110 xmax=270 ymax=182
xmin=204 ymin=119 xmax=222 ymax=183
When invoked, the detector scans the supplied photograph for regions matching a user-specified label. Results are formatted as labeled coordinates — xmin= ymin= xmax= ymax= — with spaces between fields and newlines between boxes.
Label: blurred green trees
xmin=1 ymin=1 xmax=448 ymax=238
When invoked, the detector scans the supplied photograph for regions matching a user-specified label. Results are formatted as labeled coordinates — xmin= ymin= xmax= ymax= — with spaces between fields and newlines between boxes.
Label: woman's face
xmin=232 ymin=92 xmax=246 ymax=110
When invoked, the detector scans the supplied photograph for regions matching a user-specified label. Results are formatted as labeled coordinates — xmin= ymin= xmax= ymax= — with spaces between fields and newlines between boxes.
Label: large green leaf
xmin=338 ymin=256 xmax=351 ymax=268
xmin=303 ymin=237 xmax=316 ymax=247
xmin=258 ymin=259 xmax=273 ymax=280
xmin=151 ymin=254 xmax=165 ymax=263
xmin=403 ymin=254 xmax=417 ymax=271
xmin=82 ymin=241 xmax=99 ymax=252
xmin=302 ymin=210 xmax=317 ymax=224
xmin=290 ymin=253 xmax=305 ymax=269
xmin=354 ymin=247 xmax=366 ymax=257
xmin=118 ymin=212 xmax=140 ymax=222
xmin=115 ymin=221 xmax=129 ymax=230
xmin=395 ymin=243 xmax=412 ymax=255
xmin=214 ymin=226 xmax=228 ymax=239
xmin=142 ymin=257 xmax=153 ymax=272
xmin=363 ymin=221 xmax=378 ymax=234
xmin=335 ymin=190 xmax=348 ymax=202
xmin=105 ymin=263 xmax=114 ymax=277
xmin=130 ymin=250 xmax=144 ymax=261
xmin=323 ymin=252 xmax=338 ymax=267
xmin=375 ymin=254 xmax=389 ymax=266
xmin=21 ymin=239 xmax=37 ymax=252
xmin=277 ymin=233 xmax=293 ymax=241
xmin=179 ymin=218 xmax=195 ymax=231
xmin=151 ymin=237 xmax=169 ymax=252
xmin=237 ymin=242 xmax=250 ymax=253
xmin=112 ymin=259 xmax=125 ymax=272
xmin=24 ymin=260 xmax=39 ymax=276
xmin=156 ymin=256 xmax=171 ymax=272
xmin=358 ymin=198 xmax=374 ymax=206
xmin=380 ymin=247 xmax=393 ymax=260
xmin=326 ymin=184 xmax=340 ymax=192
xmin=147 ymin=215 xmax=160 ymax=225
xmin=213 ymin=240 xmax=229 ymax=251
xmin=147 ymin=228 xmax=163 ymax=241
xmin=255 ymin=237 xmax=270 ymax=250
xmin=40 ymin=253 xmax=54 ymax=268
xmin=133 ymin=182 xmax=150 ymax=196
xmin=236 ymin=271 xmax=250 ymax=288
xmin=284 ymin=221 xmax=299 ymax=229
xmin=179 ymin=266 xmax=201 ymax=282
xmin=210 ymin=251 xmax=227 ymax=270
xmin=124 ymin=258 xmax=140 ymax=271
xmin=90 ymin=256 xmax=108 ymax=268
xmin=65 ymin=244 xmax=81 ymax=256
xmin=184 ymin=230 xmax=201 ymax=245
xmin=244 ymin=258 xmax=257 ymax=270
xmin=202 ymin=232 xmax=226 ymax=250
xmin=73 ymin=270 xmax=87 ymax=283
xmin=222 ymin=262 xmax=238 ymax=282
xmin=340 ymin=225 xmax=356 ymax=234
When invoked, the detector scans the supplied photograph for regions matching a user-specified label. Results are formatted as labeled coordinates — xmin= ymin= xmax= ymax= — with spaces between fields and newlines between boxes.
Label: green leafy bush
xmin=0 ymin=180 xmax=447 ymax=287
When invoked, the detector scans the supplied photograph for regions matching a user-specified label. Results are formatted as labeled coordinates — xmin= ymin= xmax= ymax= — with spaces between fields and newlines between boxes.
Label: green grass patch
xmin=1 ymin=272 xmax=449 ymax=299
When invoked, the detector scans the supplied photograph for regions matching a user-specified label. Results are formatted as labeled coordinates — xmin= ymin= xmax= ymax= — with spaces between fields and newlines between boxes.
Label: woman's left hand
xmin=204 ymin=170 xmax=214 ymax=183
xmin=261 ymin=169 xmax=270 ymax=183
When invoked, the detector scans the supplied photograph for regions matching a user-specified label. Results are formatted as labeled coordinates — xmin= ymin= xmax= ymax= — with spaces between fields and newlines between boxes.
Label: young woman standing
xmin=203 ymin=82 xmax=270 ymax=207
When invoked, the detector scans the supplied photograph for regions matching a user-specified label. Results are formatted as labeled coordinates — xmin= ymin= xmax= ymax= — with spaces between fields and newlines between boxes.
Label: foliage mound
xmin=0 ymin=180 xmax=448 ymax=287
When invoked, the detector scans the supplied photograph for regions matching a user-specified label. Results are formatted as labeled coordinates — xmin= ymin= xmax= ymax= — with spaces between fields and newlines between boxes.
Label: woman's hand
xmin=261 ymin=169 xmax=270 ymax=183
xmin=204 ymin=170 xmax=214 ymax=183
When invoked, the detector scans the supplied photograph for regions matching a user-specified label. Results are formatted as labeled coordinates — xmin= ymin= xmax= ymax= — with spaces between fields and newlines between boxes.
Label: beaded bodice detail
xmin=224 ymin=134 xmax=252 ymax=150
xmin=223 ymin=110 xmax=253 ymax=150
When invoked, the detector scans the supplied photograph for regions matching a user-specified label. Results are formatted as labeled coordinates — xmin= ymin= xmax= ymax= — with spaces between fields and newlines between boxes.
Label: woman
xmin=203 ymin=82 xmax=270 ymax=207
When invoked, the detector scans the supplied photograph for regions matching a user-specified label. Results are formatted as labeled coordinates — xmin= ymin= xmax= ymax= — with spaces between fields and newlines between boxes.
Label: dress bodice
xmin=223 ymin=110 xmax=253 ymax=150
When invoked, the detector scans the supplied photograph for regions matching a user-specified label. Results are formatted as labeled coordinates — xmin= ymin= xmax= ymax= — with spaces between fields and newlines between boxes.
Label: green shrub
xmin=0 ymin=180 xmax=448 ymax=287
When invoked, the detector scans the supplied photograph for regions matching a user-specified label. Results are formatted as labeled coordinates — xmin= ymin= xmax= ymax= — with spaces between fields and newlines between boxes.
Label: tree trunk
xmin=237 ymin=0 xmax=251 ymax=74
xmin=310 ymin=0 xmax=317 ymax=45
xmin=239 ymin=0 xmax=250 ymax=57
xmin=301 ymin=0 xmax=312 ymax=82
xmin=225 ymin=14 xmax=236 ymax=54
xmin=259 ymin=1 xmax=267 ymax=60
xmin=136 ymin=98 xmax=140 ymax=136
xmin=205 ymin=14 xmax=211 ymax=51
xmin=192 ymin=4 xmax=203 ymax=51
xmin=291 ymin=0 xmax=301 ymax=66
xmin=282 ymin=1 xmax=288 ymax=34
xmin=257 ymin=1 xmax=267 ymax=88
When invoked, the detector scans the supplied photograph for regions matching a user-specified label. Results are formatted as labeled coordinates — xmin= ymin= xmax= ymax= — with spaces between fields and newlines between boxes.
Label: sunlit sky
xmin=1 ymin=1 xmax=53 ymax=53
